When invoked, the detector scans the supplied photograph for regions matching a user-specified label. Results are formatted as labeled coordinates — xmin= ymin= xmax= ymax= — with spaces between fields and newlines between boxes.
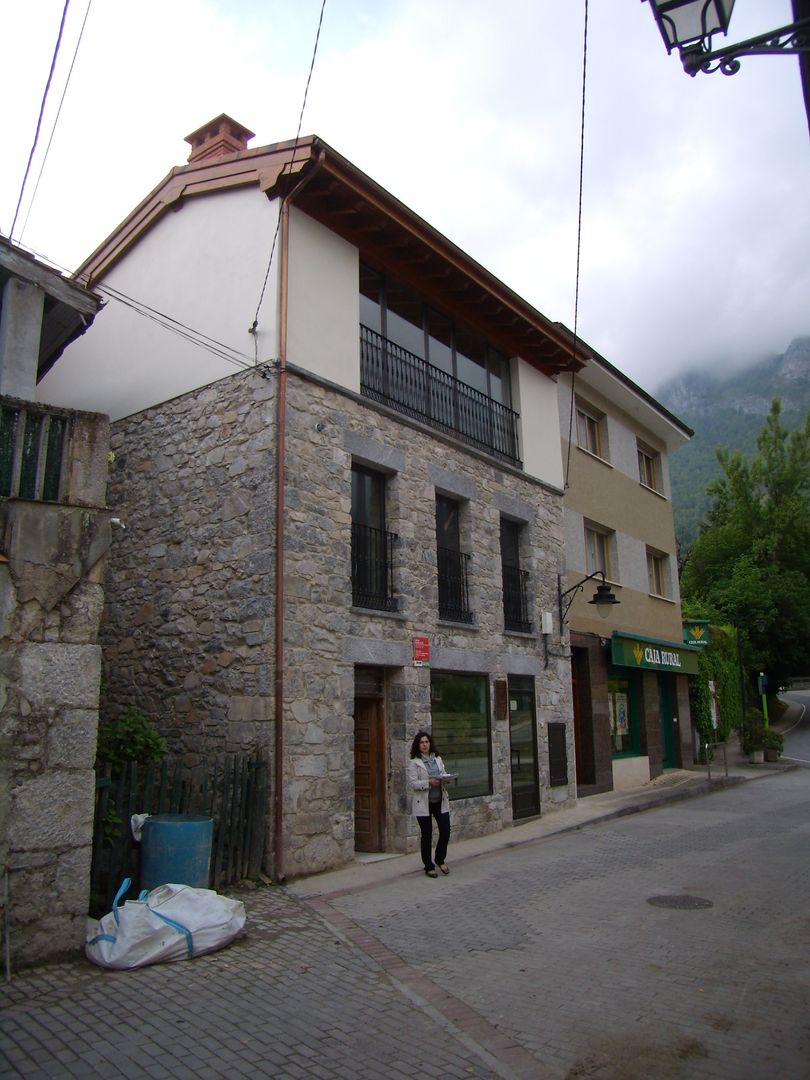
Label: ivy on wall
xmin=688 ymin=625 xmax=742 ymax=757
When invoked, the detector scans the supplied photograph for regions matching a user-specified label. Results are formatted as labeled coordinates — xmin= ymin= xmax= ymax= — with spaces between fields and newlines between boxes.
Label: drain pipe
xmin=272 ymin=150 xmax=325 ymax=883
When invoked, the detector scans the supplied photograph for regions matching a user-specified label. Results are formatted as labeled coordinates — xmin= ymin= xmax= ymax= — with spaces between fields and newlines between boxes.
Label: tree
xmin=680 ymin=399 xmax=810 ymax=689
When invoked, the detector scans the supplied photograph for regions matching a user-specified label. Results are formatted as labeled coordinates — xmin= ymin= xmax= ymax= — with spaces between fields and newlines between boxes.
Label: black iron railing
xmin=437 ymin=545 xmax=473 ymax=623
xmin=360 ymin=326 xmax=521 ymax=465
xmin=502 ymin=564 xmax=532 ymax=633
xmin=0 ymin=402 xmax=68 ymax=501
xmin=351 ymin=522 xmax=397 ymax=611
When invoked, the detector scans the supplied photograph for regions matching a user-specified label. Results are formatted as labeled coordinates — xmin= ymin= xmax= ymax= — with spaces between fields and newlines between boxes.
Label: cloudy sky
xmin=2 ymin=0 xmax=808 ymax=393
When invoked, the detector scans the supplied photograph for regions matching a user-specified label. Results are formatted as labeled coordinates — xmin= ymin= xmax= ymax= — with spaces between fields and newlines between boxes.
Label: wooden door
xmin=354 ymin=697 xmax=384 ymax=851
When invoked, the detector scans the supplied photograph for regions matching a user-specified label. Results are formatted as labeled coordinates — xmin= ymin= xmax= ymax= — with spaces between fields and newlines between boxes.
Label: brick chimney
xmin=184 ymin=114 xmax=255 ymax=163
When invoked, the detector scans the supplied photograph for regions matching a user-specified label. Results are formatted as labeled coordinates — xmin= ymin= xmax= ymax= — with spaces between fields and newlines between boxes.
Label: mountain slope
xmin=656 ymin=337 xmax=810 ymax=550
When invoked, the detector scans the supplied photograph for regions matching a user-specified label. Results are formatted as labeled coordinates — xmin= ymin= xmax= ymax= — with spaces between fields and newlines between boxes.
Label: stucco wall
xmin=37 ymin=187 xmax=281 ymax=422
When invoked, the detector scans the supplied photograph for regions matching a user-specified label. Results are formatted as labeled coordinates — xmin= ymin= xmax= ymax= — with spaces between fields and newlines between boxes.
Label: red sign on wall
xmin=413 ymin=636 xmax=430 ymax=667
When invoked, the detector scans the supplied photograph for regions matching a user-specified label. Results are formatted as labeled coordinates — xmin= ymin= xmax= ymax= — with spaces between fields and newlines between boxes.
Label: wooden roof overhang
xmin=73 ymin=136 xmax=588 ymax=377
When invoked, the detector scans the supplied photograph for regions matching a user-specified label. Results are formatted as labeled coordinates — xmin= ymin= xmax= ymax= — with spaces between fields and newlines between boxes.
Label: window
xmin=359 ymin=265 xmax=519 ymax=462
xmin=638 ymin=442 xmax=662 ymax=493
xmin=500 ymin=518 xmax=531 ymax=633
xmin=436 ymin=495 xmax=473 ymax=623
xmin=576 ymin=402 xmax=605 ymax=459
xmin=608 ymin=675 xmax=639 ymax=755
xmin=585 ymin=523 xmax=612 ymax=578
xmin=647 ymin=549 xmax=668 ymax=598
xmin=431 ymin=672 xmax=491 ymax=799
xmin=351 ymin=465 xmax=397 ymax=611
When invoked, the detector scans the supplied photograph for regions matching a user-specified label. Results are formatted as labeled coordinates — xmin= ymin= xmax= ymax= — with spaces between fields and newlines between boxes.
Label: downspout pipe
xmin=273 ymin=150 xmax=325 ymax=883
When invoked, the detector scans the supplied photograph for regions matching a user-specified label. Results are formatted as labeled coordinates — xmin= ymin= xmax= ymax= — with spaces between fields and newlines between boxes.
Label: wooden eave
xmin=72 ymin=135 xmax=588 ymax=377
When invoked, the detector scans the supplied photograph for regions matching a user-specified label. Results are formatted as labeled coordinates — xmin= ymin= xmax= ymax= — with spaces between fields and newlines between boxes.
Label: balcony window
xmin=359 ymin=265 xmax=520 ymax=464
xmin=500 ymin=517 xmax=531 ymax=633
xmin=351 ymin=465 xmax=397 ymax=611
xmin=436 ymin=494 xmax=473 ymax=623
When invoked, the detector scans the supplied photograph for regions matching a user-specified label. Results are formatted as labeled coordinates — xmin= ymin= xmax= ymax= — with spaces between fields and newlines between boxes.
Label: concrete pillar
xmin=0 ymin=276 xmax=45 ymax=399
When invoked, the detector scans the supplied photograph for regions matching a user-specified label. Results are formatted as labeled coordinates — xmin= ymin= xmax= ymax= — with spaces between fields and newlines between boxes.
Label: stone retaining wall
xmin=0 ymin=406 xmax=110 ymax=967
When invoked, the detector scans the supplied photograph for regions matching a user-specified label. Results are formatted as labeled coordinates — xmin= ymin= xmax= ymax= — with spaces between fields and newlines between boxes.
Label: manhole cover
xmin=647 ymin=895 xmax=714 ymax=910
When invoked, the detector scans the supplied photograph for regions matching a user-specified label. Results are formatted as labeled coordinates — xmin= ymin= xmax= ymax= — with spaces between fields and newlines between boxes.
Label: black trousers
xmin=417 ymin=803 xmax=451 ymax=869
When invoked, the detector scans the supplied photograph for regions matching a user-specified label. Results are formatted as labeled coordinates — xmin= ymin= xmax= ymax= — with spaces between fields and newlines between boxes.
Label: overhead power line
xmin=10 ymin=0 xmax=71 ymax=241
xmin=19 ymin=0 xmax=94 ymax=244
xmin=251 ymin=0 xmax=328 ymax=346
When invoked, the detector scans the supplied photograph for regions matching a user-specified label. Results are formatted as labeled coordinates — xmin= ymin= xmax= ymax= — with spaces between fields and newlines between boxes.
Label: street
xmin=781 ymin=690 xmax=810 ymax=765
xmin=2 ymin=768 xmax=810 ymax=1079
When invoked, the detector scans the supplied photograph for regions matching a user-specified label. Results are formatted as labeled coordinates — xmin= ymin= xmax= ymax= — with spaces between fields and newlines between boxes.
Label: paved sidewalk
xmin=286 ymin=722 xmax=798 ymax=902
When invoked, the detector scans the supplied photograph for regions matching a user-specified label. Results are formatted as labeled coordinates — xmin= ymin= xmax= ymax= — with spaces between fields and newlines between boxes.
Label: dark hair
xmin=410 ymin=730 xmax=437 ymax=758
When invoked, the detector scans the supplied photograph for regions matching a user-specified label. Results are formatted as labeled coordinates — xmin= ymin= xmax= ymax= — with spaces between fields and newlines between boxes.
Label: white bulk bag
xmin=85 ymin=878 xmax=246 ymax=970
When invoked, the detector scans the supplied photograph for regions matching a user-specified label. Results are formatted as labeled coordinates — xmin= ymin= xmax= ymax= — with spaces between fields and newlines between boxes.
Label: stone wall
xmin=0 ymin=406 xmax=110 ymax=967
xmin=101 ymin=365 xmax=574 ymax=879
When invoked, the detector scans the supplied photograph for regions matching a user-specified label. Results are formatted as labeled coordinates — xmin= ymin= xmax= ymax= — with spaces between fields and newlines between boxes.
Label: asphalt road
xmin=781 ymin=690 xmax=810 ymax=765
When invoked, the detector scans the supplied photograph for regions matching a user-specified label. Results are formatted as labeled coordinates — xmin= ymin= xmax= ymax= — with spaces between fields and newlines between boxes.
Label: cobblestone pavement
xmin=0 ymin=886 xmax=502 ymax=1079
xmin=317 ymin=770 xmax=810 ymax=1080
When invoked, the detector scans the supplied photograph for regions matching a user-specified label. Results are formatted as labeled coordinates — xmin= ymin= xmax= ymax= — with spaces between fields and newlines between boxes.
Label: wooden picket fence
xmin=90 ymin=753 xmax=268 ymax=916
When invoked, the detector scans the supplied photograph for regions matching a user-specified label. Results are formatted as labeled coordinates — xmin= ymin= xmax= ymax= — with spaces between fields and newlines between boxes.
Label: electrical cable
xmin=19 ymin=0 xmax=93 ymax=244
xmin=9 ymin=0 xmax=71 ymax=241
xmin=94 ymin=281 xmax=259 ymax=371
xmin=564 ymin=0 xmax=590 ymax=491
xmin=251 ymin=0 xmax=327 ymax=340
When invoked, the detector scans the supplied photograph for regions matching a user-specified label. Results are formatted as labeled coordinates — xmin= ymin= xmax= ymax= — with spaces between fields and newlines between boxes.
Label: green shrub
xmin=761 ymin=727 xmax=784 ymax=753
xmin=737 ymin=707 xmax=766 ymax=755
xmin=96 ymin=706 xmax=167 ymax=769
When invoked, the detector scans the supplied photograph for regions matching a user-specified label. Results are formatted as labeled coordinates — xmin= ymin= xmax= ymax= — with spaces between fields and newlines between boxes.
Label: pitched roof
xmin=73 ymin=118 xmax=589 ymax=377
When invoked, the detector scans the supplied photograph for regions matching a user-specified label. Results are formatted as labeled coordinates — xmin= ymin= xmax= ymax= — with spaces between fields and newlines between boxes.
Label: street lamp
xmin=558 ymin=571 xmax=620 ymax=626
xmin=643 ymin=0 xmax=810 ymax=77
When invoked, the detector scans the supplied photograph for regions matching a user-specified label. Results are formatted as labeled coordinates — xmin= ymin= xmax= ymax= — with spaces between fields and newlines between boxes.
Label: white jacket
xmin=408 ymin=755 xmax=451 ymax=817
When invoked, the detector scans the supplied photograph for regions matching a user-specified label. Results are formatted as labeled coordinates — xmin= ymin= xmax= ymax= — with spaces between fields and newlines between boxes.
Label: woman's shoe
xmin=437 ymin=864 xmax=450 ymax=876
xmin=425 ymin=868 xmax=439 ymax=878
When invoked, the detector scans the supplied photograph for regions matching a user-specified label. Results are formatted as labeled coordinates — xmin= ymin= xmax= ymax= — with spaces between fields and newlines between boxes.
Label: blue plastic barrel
xmin=140 ymin=814 xmax=213 ymax=892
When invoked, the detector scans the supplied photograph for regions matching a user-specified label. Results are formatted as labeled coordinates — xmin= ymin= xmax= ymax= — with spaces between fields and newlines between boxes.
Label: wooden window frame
xmin=575 ymin=401 xmax=606 ymax=460
xmin=647 ymin=548 xmax=668 ymax=598
xmin=637 ymin=441 xmax=662 ymax=494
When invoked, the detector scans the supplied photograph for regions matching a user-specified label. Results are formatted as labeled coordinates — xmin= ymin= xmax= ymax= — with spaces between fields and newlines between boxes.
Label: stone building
xmin=557 ymin=344 xmax=696 ymax=795
xmin=1 ymin=236 xmax=109 ymax=965
xmin=38 ymin=116 xmax=596 ymax=880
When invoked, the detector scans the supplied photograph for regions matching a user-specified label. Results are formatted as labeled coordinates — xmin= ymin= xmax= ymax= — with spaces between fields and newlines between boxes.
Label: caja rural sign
xmin=611 ymin=633 xmax=700 ymax=675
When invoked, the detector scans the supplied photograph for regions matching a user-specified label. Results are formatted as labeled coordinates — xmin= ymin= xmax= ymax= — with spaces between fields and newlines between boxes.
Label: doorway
xmin=658 ymin=674 xmax=679 ymax=769
xmin=508 ymin=676 xmax=540 ymax=819
xmin=354 ymin=666 xmax=386 ymax=852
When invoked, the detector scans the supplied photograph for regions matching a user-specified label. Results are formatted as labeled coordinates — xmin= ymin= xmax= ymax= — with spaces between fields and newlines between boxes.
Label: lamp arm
xmin=680 ymin=17 xmax=810 ymax=76
xmin=558 ymin=570 xmax=606 ymax=626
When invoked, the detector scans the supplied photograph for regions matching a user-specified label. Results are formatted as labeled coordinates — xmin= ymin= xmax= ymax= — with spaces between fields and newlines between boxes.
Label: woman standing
xmin=408 ymin=730 xmax=451 ymax=878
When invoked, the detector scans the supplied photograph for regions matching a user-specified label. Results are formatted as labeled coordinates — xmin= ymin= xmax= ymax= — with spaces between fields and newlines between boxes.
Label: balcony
xmin=502 ymin=564 xmax=532 ymax=633
xmin=437 ymin=545 xmax=473 ymax=623
xmin=360 ymin=326 xmax=521 ymax=465
xmin=1 ymin=402 xmax=69 ymax=502
xmin=351 ymin=522 xmax=397 ymax=611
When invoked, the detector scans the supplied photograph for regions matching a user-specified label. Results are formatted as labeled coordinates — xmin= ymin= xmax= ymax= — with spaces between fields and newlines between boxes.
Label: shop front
xmin=571 ymin=631 xmax=699 ymax=796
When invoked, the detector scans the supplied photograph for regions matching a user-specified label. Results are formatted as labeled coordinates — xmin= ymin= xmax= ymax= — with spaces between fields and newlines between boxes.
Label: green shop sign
xmin=683 ymin=620 xmax=711 ymax=647
xmin=611 ymin=633 xmax=700 ymax=675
